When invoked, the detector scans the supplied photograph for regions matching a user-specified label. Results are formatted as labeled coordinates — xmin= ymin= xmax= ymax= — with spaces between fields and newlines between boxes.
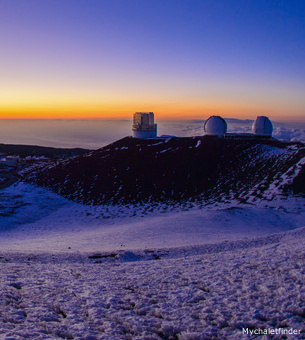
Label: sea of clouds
xmin=0 ymin=118 xmax=304 ymax=149
xmin=176 ymin=118 xmax=305 ymax=143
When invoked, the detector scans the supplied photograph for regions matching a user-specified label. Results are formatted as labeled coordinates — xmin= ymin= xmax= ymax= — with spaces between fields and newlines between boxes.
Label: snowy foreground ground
xmin=1 ymin=183 xmax=305 ymax=339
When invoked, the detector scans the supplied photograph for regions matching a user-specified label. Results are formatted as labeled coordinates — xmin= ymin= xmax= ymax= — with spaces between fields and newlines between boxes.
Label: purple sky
xmin=1 ymin=0 xmax=305 ymax=120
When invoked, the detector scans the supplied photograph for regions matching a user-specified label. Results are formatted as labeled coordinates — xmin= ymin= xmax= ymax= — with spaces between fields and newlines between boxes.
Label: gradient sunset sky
xmin=1 ymin=0 xmax=304 ymax=120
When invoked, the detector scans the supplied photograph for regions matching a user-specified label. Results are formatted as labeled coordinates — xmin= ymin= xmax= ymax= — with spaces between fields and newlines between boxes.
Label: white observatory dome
xmin=252 ymin=116 xmax=273 ymax=136
xmin=204 ymin=116 xmax=227 ymax=136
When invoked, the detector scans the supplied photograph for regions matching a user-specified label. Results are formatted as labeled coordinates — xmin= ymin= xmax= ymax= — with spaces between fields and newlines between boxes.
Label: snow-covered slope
xmin=1 ymin=216 xmax=305 ymax=339
xmin=1 ymin=182 xmax=305 ymax=253
xmin=0 ymin=182 xmax=305 ymax=338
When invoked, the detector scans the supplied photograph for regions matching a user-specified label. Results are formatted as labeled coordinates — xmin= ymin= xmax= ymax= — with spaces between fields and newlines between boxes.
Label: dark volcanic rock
xmin=26 ymin=136 xmax=305 ymax=205
xmin=285 ymin=155 xmax=305 ymax=195
xmin=0 ymin=143 xmax=90 ymax=159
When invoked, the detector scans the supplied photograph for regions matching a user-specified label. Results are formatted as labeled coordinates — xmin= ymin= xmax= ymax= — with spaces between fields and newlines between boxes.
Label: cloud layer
xmin=0 ymin=119 xmax=304 ymax=149
xmin=159 ymin=119 xmax=305 ymax=144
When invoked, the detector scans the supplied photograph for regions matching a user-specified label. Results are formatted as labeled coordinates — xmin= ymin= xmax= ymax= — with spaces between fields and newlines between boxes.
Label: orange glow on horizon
xmin=0 ymin=101 xmax=304 ymax=121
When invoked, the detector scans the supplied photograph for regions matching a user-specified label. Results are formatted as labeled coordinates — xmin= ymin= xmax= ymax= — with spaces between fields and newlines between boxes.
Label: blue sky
xmin=0 ymin=0 xmax=304 ymax=120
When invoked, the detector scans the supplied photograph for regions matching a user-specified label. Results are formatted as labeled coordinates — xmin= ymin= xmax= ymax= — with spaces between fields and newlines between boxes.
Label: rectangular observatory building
xmin=132 ymin=112 xmax=157 ymax=138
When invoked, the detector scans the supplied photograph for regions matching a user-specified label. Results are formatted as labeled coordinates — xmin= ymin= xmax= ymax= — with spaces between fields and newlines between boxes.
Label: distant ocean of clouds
xmin=0 ymin=119 xmax=304 ymax=149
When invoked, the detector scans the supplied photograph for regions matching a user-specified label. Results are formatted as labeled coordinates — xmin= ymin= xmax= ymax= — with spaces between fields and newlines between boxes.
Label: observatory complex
xmin=131 ymin=112 xmax=273 ymax=140
xmin=204 ymin=115 xmax=273 ymax=139
xmin=132 ymin=112 xmax=157 ymax=138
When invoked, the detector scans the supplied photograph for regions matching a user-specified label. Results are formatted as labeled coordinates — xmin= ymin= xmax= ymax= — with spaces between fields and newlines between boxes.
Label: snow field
xmin=1 ymin=183 xmax=305 ymax=254
xmin=1 ymin=183 xmax=305 ymax=339
xmin=1 ymin=228 xmax=305 ymax=339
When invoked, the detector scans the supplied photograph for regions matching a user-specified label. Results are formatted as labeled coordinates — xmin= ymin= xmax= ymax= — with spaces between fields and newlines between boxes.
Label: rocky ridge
xmin=26 ymin=136 xmax=305 ymax=205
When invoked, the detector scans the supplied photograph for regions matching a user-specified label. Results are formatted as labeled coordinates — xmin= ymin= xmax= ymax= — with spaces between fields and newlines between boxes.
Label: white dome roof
xmin=204 ymin=116 xmax=227 ymax=136
xmin=252 ymin=116 xmax=273 ymax=136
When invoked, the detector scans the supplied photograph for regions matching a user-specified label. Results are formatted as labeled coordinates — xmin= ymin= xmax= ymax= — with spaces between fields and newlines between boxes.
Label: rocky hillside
xmin=0 ymin=143 xmax=90 ymax=159
xmin=26 ymin=136 xmax=305 ymax=205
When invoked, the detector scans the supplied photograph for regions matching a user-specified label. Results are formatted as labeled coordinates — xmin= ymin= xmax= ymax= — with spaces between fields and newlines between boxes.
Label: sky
xmin=0 ymin=0 xmax=305 ymax=121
